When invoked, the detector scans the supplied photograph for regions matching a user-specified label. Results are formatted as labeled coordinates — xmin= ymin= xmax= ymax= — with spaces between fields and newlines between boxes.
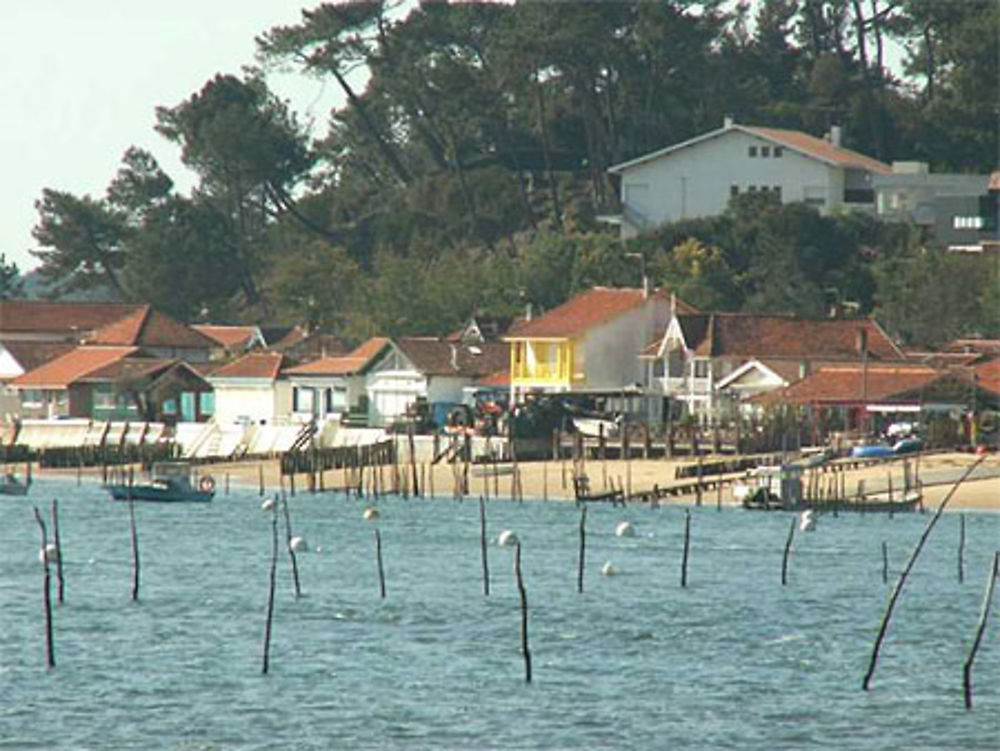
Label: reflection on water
xmin=1 ymin=476 xmax=998 ymax=749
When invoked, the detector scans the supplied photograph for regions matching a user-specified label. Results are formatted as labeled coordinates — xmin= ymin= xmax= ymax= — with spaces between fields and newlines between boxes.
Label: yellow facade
xmin=509 ymin=339 xmax=580 ymax=388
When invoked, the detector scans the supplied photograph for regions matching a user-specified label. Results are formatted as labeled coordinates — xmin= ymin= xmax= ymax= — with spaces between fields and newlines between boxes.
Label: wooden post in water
xmin=681 ymin=509 xmax=692 ymax=588
xmin=577 ymin=505 xmax=586 ymax=594
xmin=261 ymin=506 xmax=278 ymax=675
xmin=514 ymin=542 xmax=532 ymax=683
xmin=958 ymin=513 xmax=966 ymax=584
xmin=32 ymin=507 xmax=55 ymax=668
xmin=128 ymin=496 xmax=140 ymax=602
xmin=881 ymin=541 xmax=888 ymax=584
xmin=225 ymin=473 xmax=230 ymax=496
xmin=281 ymin=495 xmax=302 ymax=598
xmin=51 ymin=500 xmax=64 ymax=604
xmin=862 ymin=455 xmax=987 ymax=691
xmin=599 ymin=423 xmax=607 ymax=490
xmin=963 ymin=551 xmax=999 ymax=710
xmin=781 ymin=517 xmax=795 ymax=586
xmin=479 ymin=496 xmax=490 ymax=596
xmin=374 ymin=529 xmax=386 ymax=599
xmin=258 ymin=464 xmax=264 ymax=497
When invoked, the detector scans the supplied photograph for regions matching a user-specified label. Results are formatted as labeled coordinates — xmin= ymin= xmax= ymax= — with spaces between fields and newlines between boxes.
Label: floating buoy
xmin=261 ymin=497 xmax=276 ymax=512
xmin=497 ymin=529 xmax=519 ymax=547
xmin=799 ymin=509 xmax=816 ymax=532
xmin=601 ymin=561 xmax=617 ymax=576
xmin=289 ymin=536 xmax=308 ymax=552
xmin=363 ymin=507 xmax=380 ymax=521
xmin=615 ymin=521 xmax=635 ymax=538
xmin=38 ymin=542 xmax=59 ymax=564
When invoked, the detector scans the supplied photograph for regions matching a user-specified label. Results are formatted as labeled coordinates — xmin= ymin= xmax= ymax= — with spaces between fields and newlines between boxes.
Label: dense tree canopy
xmin=26 ymin=0 xmax=999 ymax=346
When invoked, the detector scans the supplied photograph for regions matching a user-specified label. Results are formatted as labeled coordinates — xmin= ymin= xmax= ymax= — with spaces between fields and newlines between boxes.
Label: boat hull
xmin=0 ymin=483 xmax=29 ymax=496
xmin=107 ymin=484 xmax=214 ymax=503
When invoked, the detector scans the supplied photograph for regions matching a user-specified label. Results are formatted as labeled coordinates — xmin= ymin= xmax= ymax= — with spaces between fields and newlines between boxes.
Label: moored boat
xmin=0 ymin=472 xmax=30 ymax=496
xmin=107 ymin=462 xmax=215 ymax=503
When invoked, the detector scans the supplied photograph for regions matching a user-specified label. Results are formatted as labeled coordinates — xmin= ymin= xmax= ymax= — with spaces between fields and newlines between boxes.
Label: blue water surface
xmin=1 ymin=475 xmax=998 ymax=750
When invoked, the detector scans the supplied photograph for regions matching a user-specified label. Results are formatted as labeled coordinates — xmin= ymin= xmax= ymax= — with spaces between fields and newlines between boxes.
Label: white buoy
xmin=38 ymin=542 xmax=59 ymax=564
xmin=615 ymin=521 xmax=635 ymax=538
xmin=497 ymin=529 xmax=519 ymax=547
xmin=289 ymin=536 xmax=308 ymax=552
xmin=261 ymin=497 xmax=276 ymax=512
xmin=601 ymin=561 xmax=617 ymax=576
xmin=363 ymin=507 xmax=380 ymax=521
xmin=799 ymin=509 xmax=817 ymax=532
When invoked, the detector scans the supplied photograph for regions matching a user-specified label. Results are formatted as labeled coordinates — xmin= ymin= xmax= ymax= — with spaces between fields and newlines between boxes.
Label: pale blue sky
xmin=1 ymin=1 xmax=343 ymax=272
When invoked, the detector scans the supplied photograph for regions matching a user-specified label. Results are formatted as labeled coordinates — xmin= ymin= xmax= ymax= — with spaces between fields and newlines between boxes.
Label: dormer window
xmin=748 ymin=146 xmax=758 ymax=157
xmin=761 ymin=146 xmax=770 ymax=157
xmin=774 ymin=147 xmax=784 ymax=157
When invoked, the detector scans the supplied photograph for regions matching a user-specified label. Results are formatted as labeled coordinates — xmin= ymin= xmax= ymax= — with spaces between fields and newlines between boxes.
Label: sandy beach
xmin=187 ymin=450 xmax=1000 ymax=512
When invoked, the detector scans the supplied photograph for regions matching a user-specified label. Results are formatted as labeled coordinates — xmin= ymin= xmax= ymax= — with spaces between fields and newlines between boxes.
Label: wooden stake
xmin=375 ymin=529 xmax=386 ymax=599
xmin=128 ymin=497 xmax=140 ymax=602
xmin=514 ymin=542 xmax=532 ymax=683
xmin=262 ymin=507 xmax=278 ymax=675
xmin=32 ymin=507 xmax=55 ymax=668
xmin=577 ymin=505 xmax=586 ymax=594
xmin=281 ymin=495 xmax=302 ymax=598
xmin=51 ymin=500 xmax=64 ymax=604
xmin=258 ymin=464 xmax=264 ymax=497
xmin=958 ymin=513 xmax=966 ymax=584
xmin=681 ymin=509 xmax=692 ymax=588
xmin=862 ymin=455 xmax=987 ymax=691
xmin=882 ymin=541 xmax=888 ymax=584
xmin=479 ymin=496 xmax=490 ymax=596
xmin=781 ymin=516 xmax=795 ymax=586
xmin=963 ymin=551 xmax=999 ymax=710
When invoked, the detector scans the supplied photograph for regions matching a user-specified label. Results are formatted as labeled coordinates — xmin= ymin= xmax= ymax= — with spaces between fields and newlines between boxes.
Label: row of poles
xmin=28 ymin=455 xmax=997 ymax=706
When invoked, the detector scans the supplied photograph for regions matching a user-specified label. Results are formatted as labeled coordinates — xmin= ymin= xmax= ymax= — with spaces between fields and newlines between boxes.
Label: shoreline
xmin=32 ymin=451 xmax=1000 ymax=512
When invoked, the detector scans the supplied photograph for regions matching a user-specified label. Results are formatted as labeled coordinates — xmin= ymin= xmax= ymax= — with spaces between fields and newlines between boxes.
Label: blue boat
xmin=108 ymin=462 xmax=215 ymax=503
xmin=850 ymin=443 xmax=894 ymax=459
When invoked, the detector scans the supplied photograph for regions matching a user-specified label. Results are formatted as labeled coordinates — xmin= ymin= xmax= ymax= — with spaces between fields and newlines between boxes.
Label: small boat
xmin=0 ymin=472 xmax=30 ymax=496
xmin=107 ymin=462 xmax=215 ymax=503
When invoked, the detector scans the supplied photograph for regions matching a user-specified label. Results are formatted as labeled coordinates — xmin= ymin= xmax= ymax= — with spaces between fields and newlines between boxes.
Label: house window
xmin=748 ymin=146 xmax=757 ymax=157
xmin=163 ymin=398 xmax=177 ymax=415
xmin=93 ymin=386 xmax=116 ymax=410
xmin=954 ymin=216 xmax=984 ymax=230
xmin=326 ymin=387 xmax=347 ymax=412
xmin=773 ymin=186 xmax=782 ymax=199
xmin=730 ymin=185 xmax=739 ymax=198
xmin=748 ymin=185 xmax=757 ymax=193
xmin=694 ymin=360 xmax=710 ymax=378
xmin=199 ymin=391 xmax=214 ymax=416
xmin=653 ymin=359 xmax=665 ymax=378
xmin=774 ymin=147 xmax=783 ymax=157
xmin=761 ymin=146 xmax=770 ymax=157
xmin=293 ymin=386 xmax=314 ymax=413
xmin=22 ymin=389 xmax=44 ymax=408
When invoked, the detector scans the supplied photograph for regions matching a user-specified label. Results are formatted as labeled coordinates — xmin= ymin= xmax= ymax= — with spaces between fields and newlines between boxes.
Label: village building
xmin=191 ymin=324 xmax=267 ymax=359
xmin=642 ymin=312 xmax=905 ymax=422
xmin=605 ymin=118 xmax=891 ymax=238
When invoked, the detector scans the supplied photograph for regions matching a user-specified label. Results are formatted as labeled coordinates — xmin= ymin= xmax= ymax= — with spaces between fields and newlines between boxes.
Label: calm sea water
xmin=2 ymin=475 xmax=998 ymax=750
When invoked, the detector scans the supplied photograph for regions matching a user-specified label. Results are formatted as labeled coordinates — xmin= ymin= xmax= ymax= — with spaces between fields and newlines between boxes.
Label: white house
xmin=365 ymin=338 xmax=508 ymax=428
xmin=207 ymin=352 xmax=292 ymax=426
xmin=606 ymin=118 xmax=891 ymax=238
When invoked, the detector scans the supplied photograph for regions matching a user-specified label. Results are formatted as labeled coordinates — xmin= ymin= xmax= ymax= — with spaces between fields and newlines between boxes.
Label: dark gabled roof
xmin=86 ymin=305 xmax=216 ymax=349
xmin=191 ymin=324 xmax=261 ymax=350
xmin=394 ymin=338 xmax=508 ymax=378
xmin=0 ymin=340 xmax=76 ymax=374
xmin=662 ymin=314 xmax=904 ymax=361
xmin=506 ymin=287 xmax=693 ymax=339
xmin=0 ymin=301 xmax=140 ymax=336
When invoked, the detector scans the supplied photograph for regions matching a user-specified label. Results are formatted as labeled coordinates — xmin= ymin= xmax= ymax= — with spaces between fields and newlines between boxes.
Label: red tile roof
xmin=662 ymin=314 xmax=903 ymax=360
xmin=760 ymin=364 xmax=939 ymax=405
xmin=209 ymin=352 xmax=285 ymax=380
xmin=191 ymin=324 xmax=260 ymax=349
xmin=973 ymin=358 xmax=1000 ymax=396
xmin=475 ymin=369 xmax=510 ymax=387
xmin=507 ymin=287 xmax=693 ymax=339
xmin=10 ymin=346 xmax=138 ymax=389
xmin=283 ymin=338 xmax=391 ymax=377
xmin=87 ymin=305 xmax=216 ymax=349
xmin=0 ymin=301 xmax=140 ymax=337
xmin=744 ymin=127 xmax=892 ymax=175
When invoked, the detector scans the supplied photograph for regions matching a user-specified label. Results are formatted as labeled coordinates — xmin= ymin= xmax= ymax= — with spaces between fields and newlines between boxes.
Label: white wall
xmin=211 ymin=378 xmax=290 ymax=425
xmin=619 ymin=130 xmax=841 ymax=236
xmin=578 ymin=296 xmax=671 ymax=391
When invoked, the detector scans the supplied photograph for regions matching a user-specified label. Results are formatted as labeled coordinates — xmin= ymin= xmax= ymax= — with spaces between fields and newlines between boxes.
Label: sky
xmin=0 ymin=2 xmax=345 ymax=273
